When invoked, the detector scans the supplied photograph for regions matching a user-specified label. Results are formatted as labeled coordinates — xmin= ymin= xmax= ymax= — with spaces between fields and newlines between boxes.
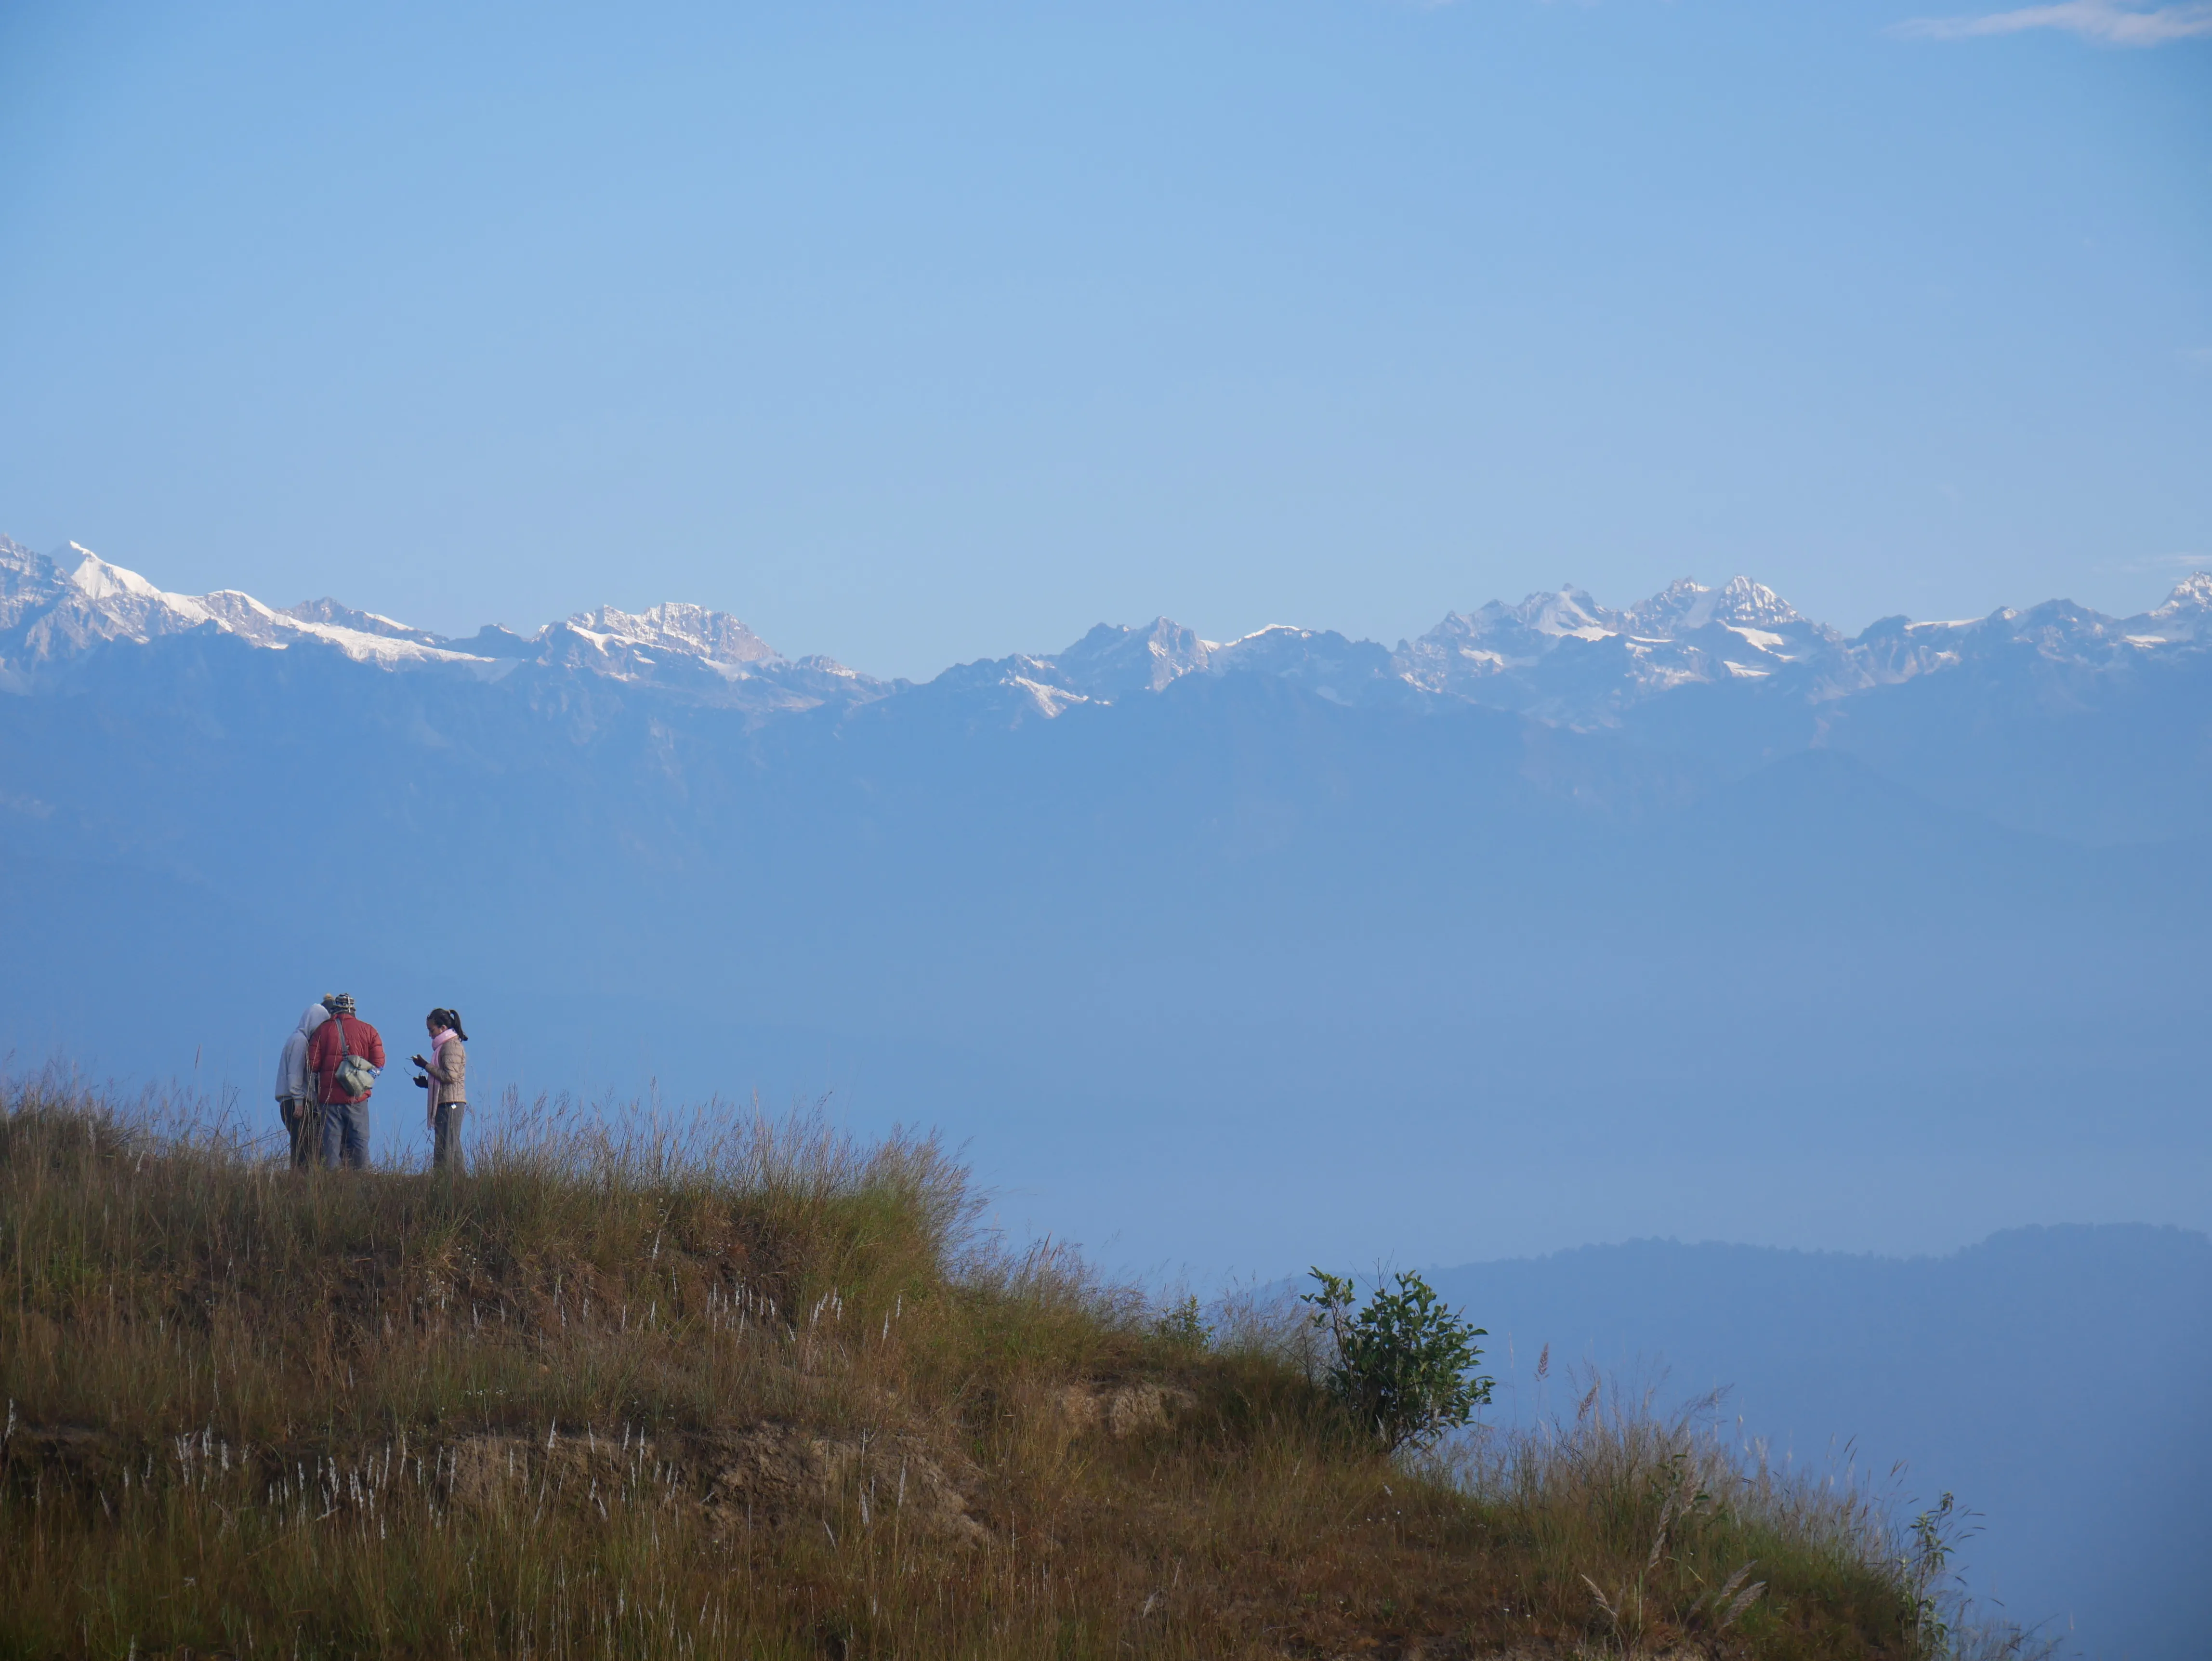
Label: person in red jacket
xmin=306 ymin=991 xmax=385 ymax=1169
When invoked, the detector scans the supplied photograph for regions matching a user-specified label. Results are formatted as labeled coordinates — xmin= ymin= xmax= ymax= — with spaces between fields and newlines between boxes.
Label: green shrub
xmin=1303 ymin=1267 xmax=1493 ymax=1452
xmin=1154 ymin=1292 xmax=1212 ymax=1351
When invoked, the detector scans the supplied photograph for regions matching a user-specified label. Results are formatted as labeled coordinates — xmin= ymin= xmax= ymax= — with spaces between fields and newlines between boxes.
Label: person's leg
xmin=320 ymin=1103 xmax=343 ymax=1169
xmin=342 ymin=1103 xmax=371 ymax=1169
xmin=284 ymin=1102 xmax=312 ymax=1167
xmin=434 ymin=1104 xmax=464 ymax=1170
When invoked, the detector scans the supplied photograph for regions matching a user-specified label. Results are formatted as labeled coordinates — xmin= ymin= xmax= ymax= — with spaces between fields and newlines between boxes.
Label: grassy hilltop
xmin=2 ymin=1084 xmax=1934 ymax=1660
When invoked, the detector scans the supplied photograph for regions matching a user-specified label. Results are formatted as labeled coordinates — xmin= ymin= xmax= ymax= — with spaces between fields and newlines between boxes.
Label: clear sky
xmin=1 ymin=0 xmax=2206 ymax=679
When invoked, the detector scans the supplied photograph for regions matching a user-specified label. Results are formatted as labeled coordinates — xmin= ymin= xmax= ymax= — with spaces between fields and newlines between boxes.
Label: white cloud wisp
xmin=1895 ymin=0 xmax=2212 ymax=42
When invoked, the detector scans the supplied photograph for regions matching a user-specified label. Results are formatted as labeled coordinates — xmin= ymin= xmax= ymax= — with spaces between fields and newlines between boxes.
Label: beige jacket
xmin=422 ymin=1036 xmax=466 ymax=1114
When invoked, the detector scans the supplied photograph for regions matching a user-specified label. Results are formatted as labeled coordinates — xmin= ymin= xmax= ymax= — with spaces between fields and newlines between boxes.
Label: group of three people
xmin=274 ymin=993 xmax=470 ymax=1170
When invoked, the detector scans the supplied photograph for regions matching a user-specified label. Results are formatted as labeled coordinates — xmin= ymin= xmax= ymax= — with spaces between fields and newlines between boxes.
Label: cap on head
xmin=330 ymin=992 xmax=356 ymax=1016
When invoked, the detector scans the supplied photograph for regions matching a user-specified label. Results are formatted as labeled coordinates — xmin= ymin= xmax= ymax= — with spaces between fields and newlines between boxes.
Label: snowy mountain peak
xmin=283 ymin=597 xmax=447 ymax=647
xmin=929 ymin=616 xmax=1409 ymax=718
xmin=564 ymin=602 xmax=779 ymax=667
xmin=1712 ymin=575 xmax=1804 ymax=628
xmin=1051 ymin=618 xmax=1213 ymax=697
xmin=1625 ymin=576 xmax=1803 ymax=637
xmin=22 ymin=544 xmax=230 ymax=661
xmin=64 ymin=543 xmax=172 ymax=604
xmin=1516 ymin=584 xmax=1624 ymax=641
xmin=1414 ymin=586 xmax=1622 ymax=656
xmin=1210 ymin=624 xmax=1398 ymax=690
xmin=2144 ymin=571 xmax=2212 ymax=627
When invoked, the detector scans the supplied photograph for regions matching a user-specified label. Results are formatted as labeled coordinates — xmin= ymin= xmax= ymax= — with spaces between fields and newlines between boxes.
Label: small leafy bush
xmin=1304 ymin=1268 xmax=1494 ymax=1452
xmin=1154 ymin=1292 xmax=1212 ymax=1350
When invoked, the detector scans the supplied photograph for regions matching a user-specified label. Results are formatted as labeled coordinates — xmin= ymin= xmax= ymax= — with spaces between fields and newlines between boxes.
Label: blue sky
xmin=1 ymin=0 xmax=2206 ymax=679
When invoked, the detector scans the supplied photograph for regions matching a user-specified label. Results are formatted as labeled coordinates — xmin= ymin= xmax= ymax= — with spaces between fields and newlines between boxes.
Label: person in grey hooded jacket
xmin=275 ymin=1001 xmax=330 ymax=1168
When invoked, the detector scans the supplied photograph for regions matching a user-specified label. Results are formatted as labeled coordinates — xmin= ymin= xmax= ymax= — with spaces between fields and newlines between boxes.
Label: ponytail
xmin=427 ymin=1008 xmax=470 ymax=1043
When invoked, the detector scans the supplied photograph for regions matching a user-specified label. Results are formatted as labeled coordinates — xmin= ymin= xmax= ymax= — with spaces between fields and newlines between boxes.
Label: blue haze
xmin=1434 ymin=1227 xmax=2212 ymax=1661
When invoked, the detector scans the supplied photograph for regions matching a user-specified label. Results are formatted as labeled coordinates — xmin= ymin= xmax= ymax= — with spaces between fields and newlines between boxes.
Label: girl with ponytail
xmin=411 ymin=1008 xmax=469 ymax=1170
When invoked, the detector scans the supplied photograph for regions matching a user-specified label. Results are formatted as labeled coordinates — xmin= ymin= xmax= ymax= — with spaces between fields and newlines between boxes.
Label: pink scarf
xmin=426 ymin=1029 xmax=458 ymax=1130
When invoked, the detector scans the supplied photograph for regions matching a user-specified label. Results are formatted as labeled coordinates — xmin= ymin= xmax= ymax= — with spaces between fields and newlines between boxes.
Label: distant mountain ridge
xmin=1427 ymin=1224 xmax=2212 ymax=1661
xmin=7 ymin=533 xmax=2208 ymax=733
xmin=0 ymin=537 xmax=882 ymax=716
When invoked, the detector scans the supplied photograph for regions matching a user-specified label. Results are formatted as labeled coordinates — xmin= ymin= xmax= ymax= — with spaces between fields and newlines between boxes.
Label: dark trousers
xmin=279 ymin=1098 xmax=319 ymax=1168
xmin=434 ymin=1102 xmax=466 ymax=1170
xmin=320 ymin=1101 xmax=371 ymax=1169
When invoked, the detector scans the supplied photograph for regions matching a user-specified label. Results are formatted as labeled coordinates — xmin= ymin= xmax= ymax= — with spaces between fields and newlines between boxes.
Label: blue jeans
xmin=321 ymin=1101 xmax=371 ymax=1169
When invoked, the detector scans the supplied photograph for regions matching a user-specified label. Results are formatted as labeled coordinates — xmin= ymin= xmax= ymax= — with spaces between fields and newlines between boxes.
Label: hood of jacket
xmin=277 ymin=1003 xmax=331 ymax=1100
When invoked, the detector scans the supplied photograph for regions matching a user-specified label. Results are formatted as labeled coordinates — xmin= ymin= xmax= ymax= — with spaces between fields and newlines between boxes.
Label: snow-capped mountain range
xmin=0 ymin=536 xmax=870 ymax=714
xmin=5 ymin=532 xmax=2209 ymax=731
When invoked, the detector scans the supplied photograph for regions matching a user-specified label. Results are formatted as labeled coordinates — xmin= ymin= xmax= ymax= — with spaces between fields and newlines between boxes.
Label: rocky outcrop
xmin=1054 ymin=1380 xmax=1197 ymax=1439
xmin=445 ymin=1418 xmax=988 ymax=1546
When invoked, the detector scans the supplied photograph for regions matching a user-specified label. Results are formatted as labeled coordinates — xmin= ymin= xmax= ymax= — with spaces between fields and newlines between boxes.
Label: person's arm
xmin=424 ymin=1040 xmax=461 ymax=1085
xmin=364 ymin=1027 xmax=386 ymax=1069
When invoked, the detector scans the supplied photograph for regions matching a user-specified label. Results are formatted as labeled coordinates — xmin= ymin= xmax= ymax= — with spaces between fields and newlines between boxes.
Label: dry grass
xmin=2 ymin=1079 xmax=1931 ymax=1660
